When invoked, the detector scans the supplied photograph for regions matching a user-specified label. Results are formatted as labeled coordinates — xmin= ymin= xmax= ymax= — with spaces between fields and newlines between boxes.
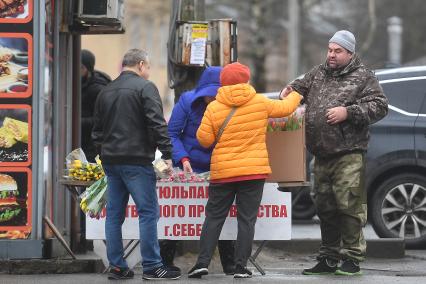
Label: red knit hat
xmin=220 ymin=62 xmax=250 ymax=86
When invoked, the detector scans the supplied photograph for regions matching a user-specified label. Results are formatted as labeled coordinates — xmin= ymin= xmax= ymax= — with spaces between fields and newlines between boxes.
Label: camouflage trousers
xmin=313 ymin=153 xmax=367 ymax=262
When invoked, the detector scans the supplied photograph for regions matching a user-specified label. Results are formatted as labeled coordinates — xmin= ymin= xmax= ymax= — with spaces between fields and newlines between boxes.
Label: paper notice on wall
xmin=190 ymin=38 xmax=207 ymax=65
xmin=190 ymin=23 xmax=208 ymax=65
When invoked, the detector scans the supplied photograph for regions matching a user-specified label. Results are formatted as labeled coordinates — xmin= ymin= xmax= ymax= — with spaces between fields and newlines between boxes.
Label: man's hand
xmin=326 ymin=106 xmax=348 ymax=125
xmin=164 ymin=159 xmax=173 ymax=175
xmin=182 ymin=160 xmax=193 ymax=174
xmin=279 ymin=86 xmax=294 ymax=99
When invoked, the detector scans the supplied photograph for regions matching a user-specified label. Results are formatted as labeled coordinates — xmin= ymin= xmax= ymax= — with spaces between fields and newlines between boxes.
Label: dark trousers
xmin=197 ymin=179 xmax=265 ymax=268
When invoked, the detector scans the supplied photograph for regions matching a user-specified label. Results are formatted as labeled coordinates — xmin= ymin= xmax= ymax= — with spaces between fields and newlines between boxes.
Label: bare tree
xmin=359 ymin=0 xmax=377 ymax=54
xmin=206 ymin=0 xmax=285 ymax=91
xmin=247 ymin=0 xmax=268 ymax=92
xmin=206 ymin=0 xmax=426 ymax=89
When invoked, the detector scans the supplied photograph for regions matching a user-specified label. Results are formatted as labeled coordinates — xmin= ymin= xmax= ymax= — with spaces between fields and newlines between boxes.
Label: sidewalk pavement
xmin=292 ymin=218 xmax=379 ymax=238
xmin=1 ymin=248 xmax=426 ymax=284
xmin=0 ymin=220 xmax=412 ymax=284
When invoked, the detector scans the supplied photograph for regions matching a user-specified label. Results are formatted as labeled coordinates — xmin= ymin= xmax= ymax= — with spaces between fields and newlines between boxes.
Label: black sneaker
xmin=188 ymin=263 xmax=208 ymax=278
xmin=302 ymin=257 xmax=338 ymax=275
xmin=234 ymin=265 xmax=252 ymax=278
xmin=107 ymin=267 xmax=134 ymax=280
xmin=222 ymin=263 xmax=235 ymax=275
xmin=142 ymin=265 xmax=181 ymax=280
xmin=167 ymin=265 xmax=181 ymax=272
xmin=335 ymin=259 xmax=362 ymax=276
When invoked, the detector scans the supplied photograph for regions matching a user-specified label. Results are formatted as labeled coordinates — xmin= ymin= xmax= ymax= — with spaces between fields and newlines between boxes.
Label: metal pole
xmin=72 ymin=37 xmax=81 ymax=150
xmin=33 ymin=0 xmax=46 ymax=241
xmin=387 ymin=16 xmax=402 ymax=66
xmin=71 ymin=35 xmax=82 ymax=251
xmin=288 ymin=0 xmax=300 ymax=81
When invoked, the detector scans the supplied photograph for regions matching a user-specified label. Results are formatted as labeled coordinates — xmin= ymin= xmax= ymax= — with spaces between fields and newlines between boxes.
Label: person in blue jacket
xmin=161 ymin=66 xmax=235 ymax=275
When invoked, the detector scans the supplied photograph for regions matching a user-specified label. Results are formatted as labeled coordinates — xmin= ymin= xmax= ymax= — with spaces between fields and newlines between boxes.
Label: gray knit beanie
xmin=329 ymin=30 xmax=356 ymax=53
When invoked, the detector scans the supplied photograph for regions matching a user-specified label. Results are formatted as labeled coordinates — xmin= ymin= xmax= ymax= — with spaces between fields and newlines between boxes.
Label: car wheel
xmin=291 ymin=187 xmax=316 ymax=220
xmin=370 ymin=174 xmax=426 ymax=248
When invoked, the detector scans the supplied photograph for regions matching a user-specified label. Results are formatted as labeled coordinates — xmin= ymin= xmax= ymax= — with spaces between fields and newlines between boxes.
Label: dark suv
xmin=366 ymin=66 xmax=426 ymax=248
xmin=270 ymin=66 xmax=426 ymax=248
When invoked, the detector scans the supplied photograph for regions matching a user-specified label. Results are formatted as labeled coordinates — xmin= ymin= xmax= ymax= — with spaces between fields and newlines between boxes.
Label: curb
xmin=0 ymin=258 xmax=105 ymax=274
xmin=180 ymin=238 xmax=405 ymax=259
xmin=263 ymin=238 xmax=405 ymax=258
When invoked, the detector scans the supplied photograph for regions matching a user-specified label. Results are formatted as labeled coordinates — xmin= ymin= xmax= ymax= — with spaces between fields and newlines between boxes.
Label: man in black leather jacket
xmin=92 ymin=49 xmax=181 ymax=281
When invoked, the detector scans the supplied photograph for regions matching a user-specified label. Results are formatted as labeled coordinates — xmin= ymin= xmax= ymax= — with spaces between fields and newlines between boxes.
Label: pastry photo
xmin=0 ymin=34 xmax=32 ymax=98
xmin=0 ymin=0 xmax=32 ymax=23
xmin=0 ymin=106 xmax=30 ymax=165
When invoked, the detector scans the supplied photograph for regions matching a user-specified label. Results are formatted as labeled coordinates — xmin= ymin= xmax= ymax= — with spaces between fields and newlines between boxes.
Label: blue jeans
xmin=103 ymin=164 xmax=163 ymax=272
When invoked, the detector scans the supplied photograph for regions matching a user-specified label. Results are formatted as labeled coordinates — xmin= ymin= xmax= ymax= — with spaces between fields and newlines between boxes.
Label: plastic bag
xmin=79 ymin=176 xmax=108 ymax=219
xmin=267 ymin=105 xmax=305 ymax=132
xmin=65 ymin=148 xmax=88 ymax=167
xmin=64 ymin=148 xmax=105 ymax=181
xmin=153 ymin=158 xmax=170 ymax=179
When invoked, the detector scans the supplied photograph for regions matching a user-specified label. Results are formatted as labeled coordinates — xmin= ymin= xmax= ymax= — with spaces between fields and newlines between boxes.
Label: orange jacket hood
xmin=216 ymin=83 xmax=257 ymax=107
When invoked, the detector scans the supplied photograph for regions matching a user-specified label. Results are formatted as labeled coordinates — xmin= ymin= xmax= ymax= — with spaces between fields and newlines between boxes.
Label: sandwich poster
xmin=0 ymin=104 xmax=31 ymax=166
xmin=0 ymin=33 xmax=32 ymax=98
xmin=0 ymin=168 xmax=31 ymax=239
xmin=0 ymin=0 xmax=32 ymax=24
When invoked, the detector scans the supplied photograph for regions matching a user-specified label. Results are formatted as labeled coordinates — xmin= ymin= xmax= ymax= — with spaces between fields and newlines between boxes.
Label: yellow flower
xmin=80 ymin=201 xmax=87 ymax=212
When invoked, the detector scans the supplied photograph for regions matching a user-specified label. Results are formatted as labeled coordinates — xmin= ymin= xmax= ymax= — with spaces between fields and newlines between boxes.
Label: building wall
xmin=81 ymin=0 xmax=173 ymax=114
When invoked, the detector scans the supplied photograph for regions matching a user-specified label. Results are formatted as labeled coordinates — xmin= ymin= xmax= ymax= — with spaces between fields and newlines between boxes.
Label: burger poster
xmin=0 ymin=168 xmax=31 ymax=239
xmin=0 ymin=33 xmax=32 ymax=98
xmin=0 ymin=104 xmax=31 ymax=166
xmin=0 ymin=0 xmax=32 ymax=24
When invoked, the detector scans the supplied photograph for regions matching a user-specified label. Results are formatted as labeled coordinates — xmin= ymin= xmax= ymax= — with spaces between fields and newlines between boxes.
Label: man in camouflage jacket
xmin=281 ymin=30 xmax=388 ymax=276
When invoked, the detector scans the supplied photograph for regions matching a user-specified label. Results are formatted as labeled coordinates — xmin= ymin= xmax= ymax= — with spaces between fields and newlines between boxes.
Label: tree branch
xmin=360 ymin=0 xmax=377 ymax=54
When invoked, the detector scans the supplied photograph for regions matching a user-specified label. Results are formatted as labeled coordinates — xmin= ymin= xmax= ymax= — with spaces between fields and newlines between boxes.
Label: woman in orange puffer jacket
xmin=188 ymin=62 xmax=302 ymax=279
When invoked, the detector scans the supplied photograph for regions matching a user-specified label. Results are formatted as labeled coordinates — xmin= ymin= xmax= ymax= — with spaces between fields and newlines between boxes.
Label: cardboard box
xmin=266 ymin=125 xmax=306 ymax=183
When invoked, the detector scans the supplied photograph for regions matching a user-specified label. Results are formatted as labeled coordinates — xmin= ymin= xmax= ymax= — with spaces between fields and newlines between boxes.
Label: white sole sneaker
xmin=142 ymin=275 xmax=181 ymax=280
xmin=188 ymin=267 xmax=208 ymax=278
xmin=234 ymin=273 xmax=252 ymax=278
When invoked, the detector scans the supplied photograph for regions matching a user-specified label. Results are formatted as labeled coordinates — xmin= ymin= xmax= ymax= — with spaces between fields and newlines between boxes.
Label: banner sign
xmin=86 ymin=182 xmax=291 ymax=240
xmin=0 ymin=0 xmax=33 ymax=240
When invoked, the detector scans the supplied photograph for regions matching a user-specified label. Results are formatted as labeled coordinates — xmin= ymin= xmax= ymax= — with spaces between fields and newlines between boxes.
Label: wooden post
xmin=169 ymin=0 xmax=206 ymax=102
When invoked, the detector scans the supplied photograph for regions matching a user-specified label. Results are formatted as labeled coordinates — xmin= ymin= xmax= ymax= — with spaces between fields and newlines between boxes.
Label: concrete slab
xmin=0 ymin=251 xmax=104 ymax=274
